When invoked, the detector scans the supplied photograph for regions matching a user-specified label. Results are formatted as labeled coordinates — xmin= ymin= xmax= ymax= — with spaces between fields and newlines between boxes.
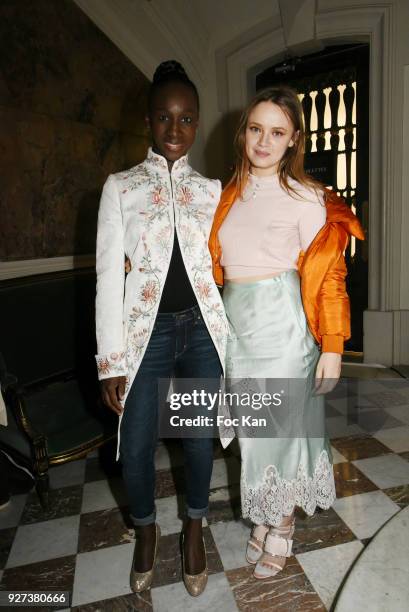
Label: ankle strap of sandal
xmin=269 ymin=520 xmax=295 ymax=538
xmin=265 ymin=532 xmax=293 ymax=557
xmin=251 ymin=524 xmax=269 ymax=541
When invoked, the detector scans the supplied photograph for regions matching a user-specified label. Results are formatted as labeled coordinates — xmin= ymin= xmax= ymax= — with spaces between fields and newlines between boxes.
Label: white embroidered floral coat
xmin=95 ymin=148 xmax=230 ymax=457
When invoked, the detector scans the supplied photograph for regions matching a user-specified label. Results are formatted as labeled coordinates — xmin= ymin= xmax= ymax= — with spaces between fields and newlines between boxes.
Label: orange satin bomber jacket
xmin=208 ymin=183 xmax=365 ymax=354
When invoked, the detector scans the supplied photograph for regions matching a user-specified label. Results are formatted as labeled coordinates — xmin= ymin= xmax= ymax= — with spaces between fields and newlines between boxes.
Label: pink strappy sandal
xmin=245 ymin=524 xmax=269 ymax=564
xmin=253 ymin=519 xmax=295 ymax=579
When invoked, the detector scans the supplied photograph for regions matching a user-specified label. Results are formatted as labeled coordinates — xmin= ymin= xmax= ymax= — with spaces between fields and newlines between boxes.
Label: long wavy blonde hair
xmin=228 ymin=85 xmax=322 ymax=200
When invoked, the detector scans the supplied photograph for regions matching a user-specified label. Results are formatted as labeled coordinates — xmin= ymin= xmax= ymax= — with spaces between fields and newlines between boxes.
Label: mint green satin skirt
xmin=223 ymin=270 xmax=336 ymax=526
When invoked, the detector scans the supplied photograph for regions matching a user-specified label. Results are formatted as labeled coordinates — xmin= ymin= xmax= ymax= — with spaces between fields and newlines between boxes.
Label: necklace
xmin=240 ymin=180 xmax=260 ymax=202
xmin=240 ymin=172 xmax=276 ymax=202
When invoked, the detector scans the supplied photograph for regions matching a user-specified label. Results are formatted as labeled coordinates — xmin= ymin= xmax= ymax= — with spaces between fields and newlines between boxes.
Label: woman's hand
xmin=125 ymin=256 xmax=132 ymax=274
xmin=314 ymin=352 xmax=341 ymax=395
xmin=101 ymin=376 xmax=127 ymax=415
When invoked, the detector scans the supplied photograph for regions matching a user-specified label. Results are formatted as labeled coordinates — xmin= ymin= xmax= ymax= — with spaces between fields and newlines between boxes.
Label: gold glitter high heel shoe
xmin=181 ymin=532 xmax=208 ymax=597
xmin=130 ymin=523 xmax=161 ymax=592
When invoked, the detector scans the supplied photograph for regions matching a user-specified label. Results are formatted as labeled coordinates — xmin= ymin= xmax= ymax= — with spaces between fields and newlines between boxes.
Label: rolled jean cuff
xmin=187 ymin=504 xmax=209 ymax=519
xmin=131 ymin=510 xmax=156 ymax=527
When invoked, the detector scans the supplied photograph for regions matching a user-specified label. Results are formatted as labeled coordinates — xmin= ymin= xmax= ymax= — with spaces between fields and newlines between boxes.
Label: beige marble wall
xmin=0 ymin=0 xmax=150 ymax=261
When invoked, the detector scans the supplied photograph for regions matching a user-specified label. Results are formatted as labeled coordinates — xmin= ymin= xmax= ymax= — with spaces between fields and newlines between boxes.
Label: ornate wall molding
xmin=0 ymin=255 xmax=95 ymax=281
xmin=214 ymin=17 xmax=283 ymax=113
xmin=73 ymin=0 xmax=159 ymax=79
xmin=401 ymin=64 xmax=409 ymax=309
xmin=317 ymin=6 xmax=394 ymax=314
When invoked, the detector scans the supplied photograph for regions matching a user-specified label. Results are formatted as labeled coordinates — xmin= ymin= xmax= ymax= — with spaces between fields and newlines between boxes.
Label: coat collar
xmin=323 ymin=188 xmax=365 ymax=240
xmin=145 ymin=147 xmax=190 ymax=176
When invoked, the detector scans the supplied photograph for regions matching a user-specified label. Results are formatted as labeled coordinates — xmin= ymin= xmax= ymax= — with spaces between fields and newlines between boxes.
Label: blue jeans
xmin=120 ymin=305 xmax=222 ymax=526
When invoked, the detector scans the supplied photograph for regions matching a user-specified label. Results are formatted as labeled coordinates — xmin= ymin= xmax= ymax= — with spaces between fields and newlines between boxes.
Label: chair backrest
xmin=0 ymin=268 xmax=97 ymax=386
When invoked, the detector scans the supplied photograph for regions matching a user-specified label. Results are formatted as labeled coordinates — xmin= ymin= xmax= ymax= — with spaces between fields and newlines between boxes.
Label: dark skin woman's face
xmin=146 ymin=82 xmax=199 ymax=169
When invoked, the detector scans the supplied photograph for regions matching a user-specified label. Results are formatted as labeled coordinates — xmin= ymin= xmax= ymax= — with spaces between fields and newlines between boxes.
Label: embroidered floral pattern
xmin=151 ymin=186 xmax=168 ymax=207
xmin=96 ymin=148 xmax=227 ymax=440
xmin=196 ymin=279 xmax=212 ymax=300
xmin=241 ymin=449 xmax=336 ymax=526
xmin=189 ymin=249 xmax=230 ymax=343
xmin=177 ymin=224 xmax=196 ymax=256
xmin=129 ymin=327 xmax=150 ymax=352
xmin=141 ymin=280 xmax=159 ymax=305
xmin=155 ymin=226 xmax=173 ymax=259
xmin=177 ymin=185 xmax=194 ymax=206
xmin=96 ymin=352 xmax=127 ymax=378
xmin=97 ymin=358 xmax=110 ymax=376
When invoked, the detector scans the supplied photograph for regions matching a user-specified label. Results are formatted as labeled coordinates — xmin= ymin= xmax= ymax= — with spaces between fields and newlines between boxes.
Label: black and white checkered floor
xmin=1 ymin=378 xmax=409 ymax=611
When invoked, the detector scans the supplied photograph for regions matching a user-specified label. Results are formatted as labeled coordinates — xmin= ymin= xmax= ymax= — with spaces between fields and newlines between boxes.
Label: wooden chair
xmin=0 ymin=268 xmax=117 ymax=508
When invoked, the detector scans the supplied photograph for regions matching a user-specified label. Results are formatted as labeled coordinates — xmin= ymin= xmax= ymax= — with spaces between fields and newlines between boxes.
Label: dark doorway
xmin=256 ymin=44 xmax=369 ymax=352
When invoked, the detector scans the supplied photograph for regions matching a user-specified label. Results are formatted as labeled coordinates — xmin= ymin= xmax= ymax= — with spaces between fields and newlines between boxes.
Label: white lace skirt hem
xmin=241 ymin=449 xmax=336 ymax=526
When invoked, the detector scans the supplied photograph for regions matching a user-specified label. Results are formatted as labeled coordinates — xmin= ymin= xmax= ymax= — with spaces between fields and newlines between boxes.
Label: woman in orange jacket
xmin=209 ymin=86 xmax=364 ymax=580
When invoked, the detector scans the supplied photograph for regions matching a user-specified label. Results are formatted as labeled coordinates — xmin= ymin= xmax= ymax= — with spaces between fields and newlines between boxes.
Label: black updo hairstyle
xmin=148 ymin=60 xmax=200 ymax=112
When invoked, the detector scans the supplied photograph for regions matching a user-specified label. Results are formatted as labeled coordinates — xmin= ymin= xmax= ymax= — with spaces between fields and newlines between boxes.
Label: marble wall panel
xmin=0 ymin=0 xmax=150 ymax=260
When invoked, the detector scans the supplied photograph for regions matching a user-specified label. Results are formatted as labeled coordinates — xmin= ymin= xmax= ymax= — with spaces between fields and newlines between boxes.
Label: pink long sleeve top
xmin=218 ymin=172 xmax=326 ymax=279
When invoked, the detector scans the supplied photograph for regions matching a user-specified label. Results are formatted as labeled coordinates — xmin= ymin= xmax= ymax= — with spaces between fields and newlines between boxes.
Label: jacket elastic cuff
xmin=321 ymin=335 xmax=344 ymax=354
xmin=95 ymin=351 xmax=127 ymax=380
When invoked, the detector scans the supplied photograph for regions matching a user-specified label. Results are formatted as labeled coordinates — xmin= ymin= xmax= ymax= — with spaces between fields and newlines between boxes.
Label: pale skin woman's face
xmin=245 ymin=101 xmax=299 ymax=176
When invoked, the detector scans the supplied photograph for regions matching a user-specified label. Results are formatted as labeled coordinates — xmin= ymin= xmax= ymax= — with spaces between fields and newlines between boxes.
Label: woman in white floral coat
xmin=95 ymin=61 xmax=229 ymax=596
